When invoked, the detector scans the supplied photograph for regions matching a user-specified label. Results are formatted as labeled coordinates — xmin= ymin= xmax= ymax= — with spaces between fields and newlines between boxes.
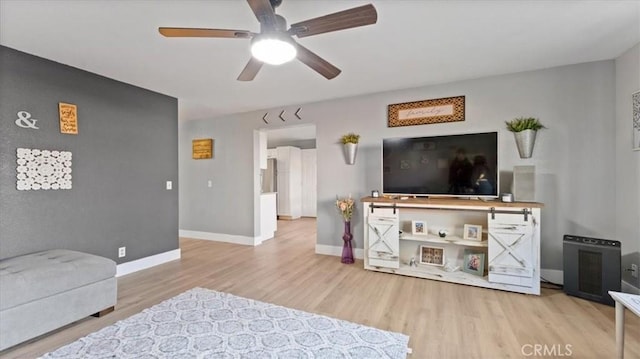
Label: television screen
xmin=382 ymin=132 xmax=498 ymax=197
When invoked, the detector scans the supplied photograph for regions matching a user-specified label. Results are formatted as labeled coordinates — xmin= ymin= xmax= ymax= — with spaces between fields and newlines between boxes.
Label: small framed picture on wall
xmin=411 ymin=220 xmax=428 ymax=236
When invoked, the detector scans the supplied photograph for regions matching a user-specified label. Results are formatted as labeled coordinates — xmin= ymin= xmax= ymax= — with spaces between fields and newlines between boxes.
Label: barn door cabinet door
xmin=366 ymin=213 xmax=400 ymax=269
xmin=487 ymin=212 xmax=537 ymax=288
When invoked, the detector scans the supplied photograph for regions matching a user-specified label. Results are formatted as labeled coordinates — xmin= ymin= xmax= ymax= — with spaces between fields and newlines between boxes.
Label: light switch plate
xmin=166 ymin=181 xmax=172 ymax=190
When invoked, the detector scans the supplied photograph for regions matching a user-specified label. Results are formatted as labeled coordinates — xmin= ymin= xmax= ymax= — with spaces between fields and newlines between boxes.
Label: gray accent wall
xmin=180 ymin=59 xmax=624 ymax=272
xmin=0 ymin=46 xmax=179 ymax=263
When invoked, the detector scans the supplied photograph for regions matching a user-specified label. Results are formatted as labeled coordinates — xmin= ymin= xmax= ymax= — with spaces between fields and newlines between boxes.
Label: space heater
xmin=563 ymin=235 xmax=621 ymax=306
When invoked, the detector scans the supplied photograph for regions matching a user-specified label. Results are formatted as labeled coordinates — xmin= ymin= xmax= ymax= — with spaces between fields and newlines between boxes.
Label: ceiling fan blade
xmin=295 ymin=43 xmax=341 ymax=80
xmin=247 ymin=0 xmax=277 ymax=29
xmin=289 ymin=4 xmax=377 ymax=38
xmin=237 ymin=57 xmax=264 ymax=81
xmin=158 ymin=27 xmax=253 ymax=39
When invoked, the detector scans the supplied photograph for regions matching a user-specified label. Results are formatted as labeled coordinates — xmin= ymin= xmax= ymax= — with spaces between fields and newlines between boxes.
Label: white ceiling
xmin=1 ymin=0 xmax=638 ymax=122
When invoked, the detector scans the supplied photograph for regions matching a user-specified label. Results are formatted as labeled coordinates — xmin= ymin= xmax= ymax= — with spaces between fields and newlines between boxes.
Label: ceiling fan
xmin=158 ymin=0 xmax=377 ymax=81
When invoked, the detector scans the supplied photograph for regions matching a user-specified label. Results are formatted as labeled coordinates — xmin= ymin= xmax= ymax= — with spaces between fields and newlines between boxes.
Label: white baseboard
xmin=540 ymin=269 xmax=563 ymax=285
xmin=116 ymin=249 xmax=181 ymax=277
xmin=260 ymin=231 xmax=275 ymax=242
xmin=179 ymin=229 xmax=261 ymax=246
xmin=315 ymin=244 xmax=364 ymax=260
xmin=539 ymin=269 xmax=640 ymax=294
xmin=622 ymin=280 xmax=640 ymax=295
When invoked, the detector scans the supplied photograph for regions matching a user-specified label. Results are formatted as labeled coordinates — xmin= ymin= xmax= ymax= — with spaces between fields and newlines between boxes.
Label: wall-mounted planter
xmin=340 ymin=133 xmax=360 ymax=165
xmin=506 ymin=117 xmax=545 ymax=159
xmin=513 ymin=129 xmax=537 ymax=159
xmin=344 ymin=143 xmax=358 ymax=165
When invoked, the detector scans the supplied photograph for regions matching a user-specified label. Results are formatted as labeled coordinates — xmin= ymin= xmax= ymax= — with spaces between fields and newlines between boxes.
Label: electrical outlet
xmin=632 ymin=264 xmax=638 ymax=279
xmin=118 ymin=247 xmax=126 ymax=258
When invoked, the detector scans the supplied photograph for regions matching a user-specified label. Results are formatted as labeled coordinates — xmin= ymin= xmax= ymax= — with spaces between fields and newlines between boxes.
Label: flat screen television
xmin=382 ymin=132 xmax=498 ymax=198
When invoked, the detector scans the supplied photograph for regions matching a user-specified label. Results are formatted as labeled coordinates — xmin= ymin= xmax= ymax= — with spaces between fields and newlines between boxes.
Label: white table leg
xmin=615 ymin=301 xmax=625 ymax=359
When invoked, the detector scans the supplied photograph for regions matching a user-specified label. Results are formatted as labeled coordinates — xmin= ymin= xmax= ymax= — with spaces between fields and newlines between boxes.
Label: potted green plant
xmin=506 ymin=117 xmax=546 ymax=158
xmin=340 ymin=133 xmax=360 ymax=165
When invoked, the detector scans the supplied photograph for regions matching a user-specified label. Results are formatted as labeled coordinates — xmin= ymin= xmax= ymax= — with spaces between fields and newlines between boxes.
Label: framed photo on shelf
xmin=463 ymin=249 xmax=485 ymax=276
xmin=463 ymin=224 xmax=483 ymax=241
xmin=419 ymin=245 xmax=445 ymax=266
xmin=411 ymin=220 xmax=428 ymax=236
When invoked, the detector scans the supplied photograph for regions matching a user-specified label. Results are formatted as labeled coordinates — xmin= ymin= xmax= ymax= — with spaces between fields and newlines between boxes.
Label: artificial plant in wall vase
xmin=506 ymin=117 xmax=546 ymax=158
xmin=341 ymin=133 xmax=360 ymax=165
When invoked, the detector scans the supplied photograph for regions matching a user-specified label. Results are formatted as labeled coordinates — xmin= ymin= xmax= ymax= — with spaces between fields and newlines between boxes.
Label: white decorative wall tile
xmin=16 ymin=148 xmax=72 ymax=190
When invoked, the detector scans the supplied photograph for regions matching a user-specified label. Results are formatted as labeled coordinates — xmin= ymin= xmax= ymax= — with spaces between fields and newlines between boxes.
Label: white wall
xmin=179 ymin=60 xmax=617 ymax=271
xmin=615 ymin=43 xmax=640 ymax=254
xmin=179 ymin=117 xmax=257 ymax=239
xmin=615 ymin=43 xmax=640 ymax=289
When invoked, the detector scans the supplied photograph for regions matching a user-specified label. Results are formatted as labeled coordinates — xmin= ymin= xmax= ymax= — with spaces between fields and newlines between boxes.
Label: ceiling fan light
xmin=251 ymin=36 xmax=297 ymax=65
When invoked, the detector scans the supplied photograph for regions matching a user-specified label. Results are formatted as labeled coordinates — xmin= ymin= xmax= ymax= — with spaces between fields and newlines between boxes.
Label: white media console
xmin=362 ymin=197 xmax=543 ymax=295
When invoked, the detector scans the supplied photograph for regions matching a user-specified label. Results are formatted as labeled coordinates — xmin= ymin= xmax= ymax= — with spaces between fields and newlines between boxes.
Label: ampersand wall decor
xmin=14 ymin=111 xmax=39 ymax=129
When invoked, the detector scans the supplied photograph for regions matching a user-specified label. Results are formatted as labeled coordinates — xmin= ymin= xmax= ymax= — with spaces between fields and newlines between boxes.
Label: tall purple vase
xmin=341 ymin=221 xmax=355 ymax=264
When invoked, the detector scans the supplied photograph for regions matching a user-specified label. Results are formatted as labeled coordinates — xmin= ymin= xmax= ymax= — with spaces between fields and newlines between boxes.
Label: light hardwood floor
xmin=2 ymin=218 xmax=639 ymax=358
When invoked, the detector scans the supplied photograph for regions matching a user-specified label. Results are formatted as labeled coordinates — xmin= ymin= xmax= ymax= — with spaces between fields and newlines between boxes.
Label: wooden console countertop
xmin=360 ymin=196 xmax=544 ymax=208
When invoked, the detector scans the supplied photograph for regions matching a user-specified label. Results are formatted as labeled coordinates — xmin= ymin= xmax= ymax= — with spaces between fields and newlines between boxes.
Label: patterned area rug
xmin=41 ymin=287 xmax=409 ymax=358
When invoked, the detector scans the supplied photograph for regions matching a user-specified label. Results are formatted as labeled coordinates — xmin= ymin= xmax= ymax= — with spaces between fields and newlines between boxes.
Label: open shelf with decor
xmin=400 ymin=233 xmax=488 ymax=247
xmin=362 ymin=197 xmax=543 ymax=295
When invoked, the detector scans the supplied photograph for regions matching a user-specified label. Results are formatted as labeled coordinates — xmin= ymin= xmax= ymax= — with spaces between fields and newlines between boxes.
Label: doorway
xmin=257 ymin=124 xmax=317 ymax=246
xmin=266 ymin=124 xmax=317 ymax=220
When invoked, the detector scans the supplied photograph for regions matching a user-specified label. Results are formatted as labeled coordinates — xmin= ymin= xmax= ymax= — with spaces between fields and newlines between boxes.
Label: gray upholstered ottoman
xmin=0 ymin=249 xmax=117 ymax=351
